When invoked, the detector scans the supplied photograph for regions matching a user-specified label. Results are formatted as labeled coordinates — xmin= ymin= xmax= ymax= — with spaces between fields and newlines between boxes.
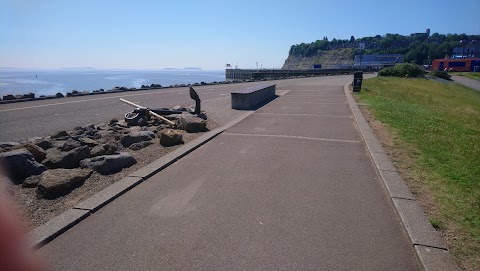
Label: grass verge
xmin=453 ymin=72 xmax=480 ymax=81
xmin=355 ymin=77 xmax=480 ymax=270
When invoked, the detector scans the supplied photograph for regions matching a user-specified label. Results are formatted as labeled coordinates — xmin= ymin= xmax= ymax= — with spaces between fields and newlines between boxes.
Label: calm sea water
xmin=0 ymin=69 xmax=226 ymax=96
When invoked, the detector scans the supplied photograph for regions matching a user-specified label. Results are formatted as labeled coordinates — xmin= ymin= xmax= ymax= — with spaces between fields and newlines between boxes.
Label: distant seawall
xmin=225 ymin=68 xmax=375 ymax=80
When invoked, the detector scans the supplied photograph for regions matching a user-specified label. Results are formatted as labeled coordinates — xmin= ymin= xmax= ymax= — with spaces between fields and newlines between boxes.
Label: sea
xmin=0 ymin=69 xmax=226 ymax=97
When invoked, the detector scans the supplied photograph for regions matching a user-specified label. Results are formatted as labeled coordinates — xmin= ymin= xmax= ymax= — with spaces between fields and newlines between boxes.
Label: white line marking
xmin=222 ymin=132 xmax=361 ymax=143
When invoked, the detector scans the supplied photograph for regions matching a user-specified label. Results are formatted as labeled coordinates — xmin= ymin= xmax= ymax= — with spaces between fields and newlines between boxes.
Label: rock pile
xmin=0 ymin=112 xmax=208 ymax=199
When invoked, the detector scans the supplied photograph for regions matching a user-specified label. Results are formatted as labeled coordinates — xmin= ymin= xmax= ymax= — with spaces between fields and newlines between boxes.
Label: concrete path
xmin=451 ymin=75 xmax=480 ymax=91
xmin=0 ymin=76 xmax=351 ymax=142
xmin=39 ymin=80 xmax=420 ymax=270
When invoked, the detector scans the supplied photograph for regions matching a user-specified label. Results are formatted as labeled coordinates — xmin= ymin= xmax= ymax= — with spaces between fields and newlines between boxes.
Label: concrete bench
xmin=231 ymin=84 xmax=276 ymax=110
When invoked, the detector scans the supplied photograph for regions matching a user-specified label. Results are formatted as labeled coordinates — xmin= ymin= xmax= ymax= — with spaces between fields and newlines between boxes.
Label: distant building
xmin=410 ymin=29 xmax=430 ymax=41
xmin=432 ymin=58 xmax=480 ymax=72
xmin=452 ymin=44 xmax=480 ymax=58
xmin=354 ymin=54 xmax=403 ymax=68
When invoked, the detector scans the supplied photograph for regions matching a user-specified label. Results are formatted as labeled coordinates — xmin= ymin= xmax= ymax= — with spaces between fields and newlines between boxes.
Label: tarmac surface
xmin=451 ymin=75 xmax=480 ymax=91
xmin=38 ymin=76 xmax=420 ymax=270
xmin=0 ymin=76 xmax=352 ymax=142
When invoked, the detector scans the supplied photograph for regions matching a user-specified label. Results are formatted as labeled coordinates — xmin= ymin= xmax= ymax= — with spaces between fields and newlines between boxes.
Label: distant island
xmin=0 ymin=67 xmax=24 ymax=70
xmin=60 ymin=67 xmax=96 ymax=70
xmin=183 ymin=67 xmax=202 ymax=70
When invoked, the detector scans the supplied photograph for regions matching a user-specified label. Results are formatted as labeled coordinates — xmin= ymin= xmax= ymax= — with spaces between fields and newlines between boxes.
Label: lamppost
xmin=358 ymin=49 xmax=363 ymax=71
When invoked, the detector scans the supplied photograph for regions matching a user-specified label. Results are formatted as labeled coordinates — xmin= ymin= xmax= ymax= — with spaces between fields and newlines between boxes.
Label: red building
xmin=432 ymin=58 xmax=480 ymax=72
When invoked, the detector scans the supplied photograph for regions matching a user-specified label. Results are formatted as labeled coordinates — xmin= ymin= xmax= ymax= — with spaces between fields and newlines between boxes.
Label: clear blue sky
xmin=1 ymin=0 xmax=479 ymax=70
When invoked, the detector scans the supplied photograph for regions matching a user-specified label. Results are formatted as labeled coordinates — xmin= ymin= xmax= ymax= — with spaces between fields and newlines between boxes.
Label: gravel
xmin=12 ymin=119 xmax=219 ymax=230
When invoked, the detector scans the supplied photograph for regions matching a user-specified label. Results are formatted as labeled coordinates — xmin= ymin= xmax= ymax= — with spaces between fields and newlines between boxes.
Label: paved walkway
xmin=451 ymin=75 xmax=480 ymax=91
xmin=39 ymin=82 xmax=420 ymax=270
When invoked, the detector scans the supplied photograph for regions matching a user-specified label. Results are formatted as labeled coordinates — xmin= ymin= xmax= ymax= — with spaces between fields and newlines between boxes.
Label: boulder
xmin=2 ymin=94 xmax=15 ymax=101
xmin=109 ymin=118 xmax=119 ymax=125
xmin=80 ymin=153 xmax=136 ymax=175
xmin=69 ymin=129 xmax=85 ymax=136
xmin=175 ymin=114 xmax=207 ymax=133
xmin=90 ymin=145 xmax=106 ymax=157
xmin=24 ymin=143 xmax=47 ymax=162
xmin=78 ymin=137 xmax=98 ymax=147
xmin=90 ymin=141 xmax=118 ymax=157
xmin=36 ymin=168 xmax=93 ymax=199
xmin=24 ymin=92 xmax=35 ymax=99
xmin=52 ymin=140 xmax=67 ymax=149
xmin=120 ymin=130 xmax=155 ymax=147
xmin=84 ymin=124 xmax=96 ymax=131
xmin=96 ymin=123 xmax=109 ymax=131
xmin=129 ymin=141 xmax=152 ymax=150
xmin=31 ymin=139 xmax=52 ymax=150
xmin=0 ymin=142 xmax=20 ymax=149
xmin=160 ymin=129 xmax=183 ymax=147
xmin=95 ymin=131 xmax=121 ymax=144
xmin=55 ymin=92 xmax=65 ymax=98
xmin=51 ymin=130 xmax=68 ymax=139
xmin=0 ymin=149 xmax=47 ymax=181
xmin=103 ymin=141 xmax=118 ymax=155
xmin=23 ymin=175 xmax=41 ymax=188
xmin=61 ymin=139 xmax=81 ymax=151
xmin=43 ymin=146 xmax=91 ymax=169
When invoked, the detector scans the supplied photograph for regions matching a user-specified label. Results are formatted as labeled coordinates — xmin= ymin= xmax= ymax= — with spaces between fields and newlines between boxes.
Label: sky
xmin=1 ymin=0 xmax=479 ymax=70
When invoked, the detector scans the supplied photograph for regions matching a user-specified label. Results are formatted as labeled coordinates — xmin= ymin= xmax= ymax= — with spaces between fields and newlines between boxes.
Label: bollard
xmin=353 ymin=71 xmax=363 ymax=92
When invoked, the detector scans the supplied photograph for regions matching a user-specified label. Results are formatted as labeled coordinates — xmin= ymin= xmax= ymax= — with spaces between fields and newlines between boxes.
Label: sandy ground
xmin=12 ymin=119 xmax=219 ymax=230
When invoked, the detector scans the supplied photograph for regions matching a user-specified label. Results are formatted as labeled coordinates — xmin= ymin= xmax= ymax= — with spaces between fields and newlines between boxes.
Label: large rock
xmin=36 ymin=168 xmax=93 ymax=199
xmin=2 ymin=94 xmax=15 ymax=101
xmin=23 ymin=175 xmax=41 ymax=188
xmin=61 ymin=139 xmax=81 ymax=151
xmin=175 ymin=114 xmax=207 ymax=133
xmin=0 ymin=149 xmax=47 ymax=181
xmin=24 ymin=143 xmax=47 ymax=162
xmin=90 ymin=141 xmax=118 ymax=157
xmin=120 ymin=131 xmax=155 ymax=147
xmin=160 ymin=129 xmax=183 ymax=147
xmin=0 ymin=142 xmax=20 ymax=149
xmin=90 ymin=145 xmax=106 ymax=157
xmin=78 ymin=137 xmax=98 ymax=147
xmin=24 ymin=92 xmax=35 ymax=99
xmin=80 ymin=153 xmax=136 ymax=175
xmin=51 ymin=130 xmax=68 ymax=139
xmin=43 ymin=146 xmax=91 ymax=169
xmin=31 ymin=139 xmax=52 ymax=150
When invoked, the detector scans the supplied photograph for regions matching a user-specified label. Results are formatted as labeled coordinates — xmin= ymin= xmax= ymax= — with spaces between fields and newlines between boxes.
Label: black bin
xmin=353 ymin=71 xmax=363 ymax=92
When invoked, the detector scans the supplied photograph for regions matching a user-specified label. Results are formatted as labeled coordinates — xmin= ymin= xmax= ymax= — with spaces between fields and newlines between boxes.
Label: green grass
xmin=356 ymin=77 xmax=480 ymax=269
xmin=453 ymin=72 xmax=480 ymax=81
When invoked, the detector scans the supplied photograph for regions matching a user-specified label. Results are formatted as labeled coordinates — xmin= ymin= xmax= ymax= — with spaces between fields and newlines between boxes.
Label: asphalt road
xmin=39 ymin=77 xmax=419 ymax=270
xmin=0 ymin=75 xmax=359 ymax=142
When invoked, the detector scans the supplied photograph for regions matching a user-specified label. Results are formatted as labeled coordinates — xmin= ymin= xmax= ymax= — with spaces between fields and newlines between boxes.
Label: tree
xmin=350 ymin=36 xmax=355 ymax=42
